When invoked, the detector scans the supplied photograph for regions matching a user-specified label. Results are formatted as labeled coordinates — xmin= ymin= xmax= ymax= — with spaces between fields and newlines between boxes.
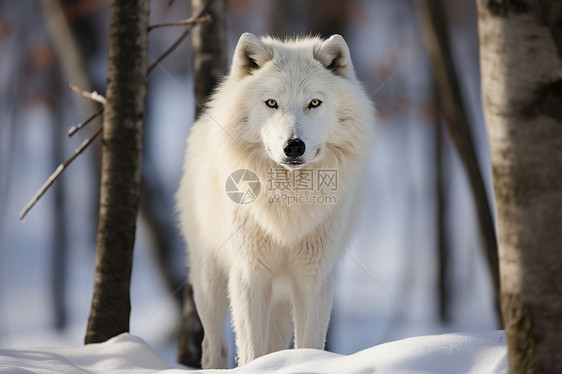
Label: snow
xmin=0 ymin=331 xmax=507 ymax=373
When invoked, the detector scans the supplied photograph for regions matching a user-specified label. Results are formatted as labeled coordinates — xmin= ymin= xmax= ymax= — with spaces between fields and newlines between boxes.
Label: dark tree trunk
xmin=191 ymin=0 xmax=227 ymax=117
xmin=51 ymin=68 xmax=68 ymax=331
xmin=435 ymin=111 xmax=449 ymax=323
xmin=477 ymin=1 xmax=562 ymax=372
xmin=85 ymin=0 xmax=149 ymax=344
xmin=414 ymin=0 xmax=502 ymax=327
xmin=177 ymin=0 xmax=227 ymax=367
xmin=178 ymin=283 xmax=205 ymax=367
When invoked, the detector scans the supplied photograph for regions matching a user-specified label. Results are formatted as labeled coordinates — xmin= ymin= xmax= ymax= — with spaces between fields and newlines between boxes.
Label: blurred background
xmin=0 ymin=0 xmax=497 ymax=364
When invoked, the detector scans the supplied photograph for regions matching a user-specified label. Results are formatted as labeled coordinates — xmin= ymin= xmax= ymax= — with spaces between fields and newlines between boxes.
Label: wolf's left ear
xmin=231 ymin=33 xmax=273 ymax=81
xmin=313 ymin=35 xmax=355 ymax=79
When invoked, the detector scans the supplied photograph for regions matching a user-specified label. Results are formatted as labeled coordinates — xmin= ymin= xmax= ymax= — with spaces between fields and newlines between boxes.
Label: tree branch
xmin=19 ymin=126 xmax=103 ymax=220
xmin=68 ymin=107 xmax=104 ymax=137
xmin=20 ymin=0 xmax=216 ymax=220
xmin=147 ymin=0 xmax=215 ymax=74
xmin=148 ymin=14 xmax=211 ymax=31
xmin=67 ymin=82 xmax=106 ymax=104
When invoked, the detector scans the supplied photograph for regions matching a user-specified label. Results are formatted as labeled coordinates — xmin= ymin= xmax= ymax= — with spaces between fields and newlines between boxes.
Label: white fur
xmin=176 ymin=33 xmax=374 ymax=368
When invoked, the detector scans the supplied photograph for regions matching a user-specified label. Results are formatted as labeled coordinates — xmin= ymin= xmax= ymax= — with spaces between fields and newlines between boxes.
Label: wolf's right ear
xmin=231 ymin=33 xmax=273 ymax=81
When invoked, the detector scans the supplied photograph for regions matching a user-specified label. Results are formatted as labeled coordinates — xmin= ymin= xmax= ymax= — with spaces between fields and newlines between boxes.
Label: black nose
xmin=283 ymin=138 xmax=306 ymax=158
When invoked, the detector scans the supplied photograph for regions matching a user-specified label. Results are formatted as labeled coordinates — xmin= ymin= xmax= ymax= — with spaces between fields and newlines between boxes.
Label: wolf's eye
xmin=308 ymin=99 xmax=322 ymax=109
xmin=265 ymin=99 xmax=278 ymax=109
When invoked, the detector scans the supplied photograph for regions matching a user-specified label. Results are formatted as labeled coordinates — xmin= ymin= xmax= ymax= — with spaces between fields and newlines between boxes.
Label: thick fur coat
xmin=176 ymin=33 xmax=374 ymax=368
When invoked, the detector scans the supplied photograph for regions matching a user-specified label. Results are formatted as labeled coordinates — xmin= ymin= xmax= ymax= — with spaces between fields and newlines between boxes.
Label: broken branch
xmin=148 ymin=14 xmax=212 ymax=31
xmin=19 ymin=125 xmax=103 ymax=221
xmin=68 ymin=82 xmax=106 ymax=104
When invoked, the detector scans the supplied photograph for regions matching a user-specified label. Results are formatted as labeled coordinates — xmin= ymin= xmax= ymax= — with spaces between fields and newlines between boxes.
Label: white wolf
xmin=176 ymin=33 xmax=374 ymax=368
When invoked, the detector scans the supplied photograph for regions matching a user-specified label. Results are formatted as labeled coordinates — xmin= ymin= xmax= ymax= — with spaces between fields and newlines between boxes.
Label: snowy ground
xmin=0 ymin=331 xmax=507 ymax=373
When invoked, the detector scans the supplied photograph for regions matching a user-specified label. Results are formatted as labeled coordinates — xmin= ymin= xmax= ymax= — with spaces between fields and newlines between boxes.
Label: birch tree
xmin=477 ymin=1 xmax=562 ymax=371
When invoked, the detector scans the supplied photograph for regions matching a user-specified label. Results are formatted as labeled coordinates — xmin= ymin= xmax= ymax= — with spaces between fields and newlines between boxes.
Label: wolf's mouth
xmin=279 ymin=146 xmax=322 ymax=170
xmin=281 ymin=158 xmax=305 ymax=170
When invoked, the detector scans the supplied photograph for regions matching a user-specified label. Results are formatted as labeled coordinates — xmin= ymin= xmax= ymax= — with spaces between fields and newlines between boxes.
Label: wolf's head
xmin=224 ymin=33 xmax=367 ymax=171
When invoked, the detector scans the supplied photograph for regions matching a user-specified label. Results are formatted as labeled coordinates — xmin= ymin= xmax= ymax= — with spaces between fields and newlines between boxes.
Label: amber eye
xmin=265 ymin=99 xmax=278 ymax=109
xmin=308 ymin=99 xmax=322 ymax=109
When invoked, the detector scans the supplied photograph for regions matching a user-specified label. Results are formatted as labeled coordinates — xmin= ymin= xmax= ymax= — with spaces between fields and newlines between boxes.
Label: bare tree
xmin=434 ymin=98 xmax=449 ymax=323
xmin=476 ymin=1 xmax=562 ymax=372
xmin=414 ymin=0 xmax=502 ymax=326
xmin=85 ymin=0 xmax=149 ymax=344
xmin=191 ymin=0 xmax=227 ymax=116
xmin=50 ymin=68 xmax=68 ymax=330
xmin=177 ymin=0 xmax=226 ymax=367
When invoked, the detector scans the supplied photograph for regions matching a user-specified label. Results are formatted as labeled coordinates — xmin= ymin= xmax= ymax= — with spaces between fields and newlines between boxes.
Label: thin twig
xmin=66 ymin=8 xmax=210 ymax=136
xmin=148 ymin=14 xmax=212 ymax=31
xmin=19 ymin=126 xmax=103 ymax=221
xmin=147 ymin=0 xmax=215 ymax=75
xmin=21 ymin=0 xmax=216 ymax=220
xmin=68 ymin=82 xmax=106 ymax=104
xmin=68 ymin=106 xmax=104 ymax=137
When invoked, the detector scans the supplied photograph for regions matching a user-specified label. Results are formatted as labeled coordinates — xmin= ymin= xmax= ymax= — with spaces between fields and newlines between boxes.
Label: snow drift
xmin=0 ymin=331 xmax=507 ymax=373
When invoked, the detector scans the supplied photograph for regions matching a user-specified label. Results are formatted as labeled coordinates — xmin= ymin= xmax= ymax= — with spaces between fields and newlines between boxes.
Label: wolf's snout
xmin=283 ymin=138 xmax=306 ymax=158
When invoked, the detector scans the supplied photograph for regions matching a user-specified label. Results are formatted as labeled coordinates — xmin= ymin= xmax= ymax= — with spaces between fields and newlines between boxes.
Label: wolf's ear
xmin=314 ymin=35 xmax=354 ymax=79
xmin=231 ymin=33 xmax=273 ymax=80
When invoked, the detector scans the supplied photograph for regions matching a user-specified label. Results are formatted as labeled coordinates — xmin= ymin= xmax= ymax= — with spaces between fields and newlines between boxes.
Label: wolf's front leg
xmin=293 ymin=275 xmax=333 ymax=349
xmin=229 ymin=268 xmax=272 ymax=366
xmin=190 ymin=264 xmax=229 ymax=369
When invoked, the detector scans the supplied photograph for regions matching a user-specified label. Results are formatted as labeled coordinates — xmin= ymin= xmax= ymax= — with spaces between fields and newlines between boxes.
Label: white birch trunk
xmin=477 ymin=1 xmax=562 ymax=372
